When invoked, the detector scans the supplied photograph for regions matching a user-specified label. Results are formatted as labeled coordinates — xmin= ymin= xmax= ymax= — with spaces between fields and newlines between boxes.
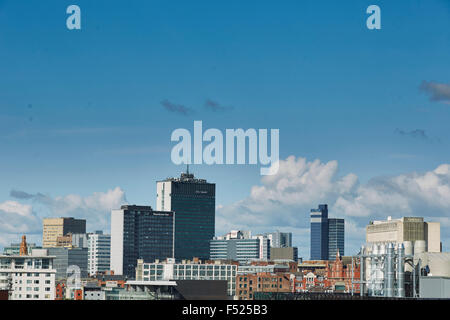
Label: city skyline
xmin=1 ymin=0 xmax=450 ymax=260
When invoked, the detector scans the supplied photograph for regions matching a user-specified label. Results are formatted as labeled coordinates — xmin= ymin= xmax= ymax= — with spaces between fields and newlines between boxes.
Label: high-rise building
xmin=88 ymin=231 xmax=111 ymax=276
xmin=366 ymin=216 xmax=441 ymax=252
xmin=310 ymin=204 xmax=329 ymax=260
xmin=110 ymin=205 xmax=175 ymax=278
xmin=210 ymin=231 xmax=270 ymax=263
xmin=42 ymin=217 xmax=86 ymax=248
xmin=328 ymin=218 xmax=345 ymax=260
xmin=265 ymin=231 xmax=292 ymax=248
xmin=156 ymin=169 xmax=215 ymax=260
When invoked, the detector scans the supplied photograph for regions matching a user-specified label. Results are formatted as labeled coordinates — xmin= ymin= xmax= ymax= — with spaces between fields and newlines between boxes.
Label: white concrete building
xmin=0 ymin=249 xmax=56 ymax=300
xmin=366 ymin=216 xmax=441 ymax=252
xmin=135 ymin=258 xmax=237 ymax=296
xmin=88 ymin=231 xmax=111 ymax=276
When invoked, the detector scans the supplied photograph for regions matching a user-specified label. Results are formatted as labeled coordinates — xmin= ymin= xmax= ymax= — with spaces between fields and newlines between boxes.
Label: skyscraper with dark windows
xmin=310 ymin=204 xmax=345 ymax=260
xmin=328 ymin=218 xmax=345 ymax=260
xmin=157 ymin=169 xmax=215 ymax=260
xmin=110 ymin=205 xmax=174 ymax=278
xmin=310 ymin=204 xmax=329 ymax=260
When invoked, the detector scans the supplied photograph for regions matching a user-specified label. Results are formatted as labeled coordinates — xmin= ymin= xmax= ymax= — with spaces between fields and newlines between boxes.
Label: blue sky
xmin=0 ymin=0 xmax=449 ymax=257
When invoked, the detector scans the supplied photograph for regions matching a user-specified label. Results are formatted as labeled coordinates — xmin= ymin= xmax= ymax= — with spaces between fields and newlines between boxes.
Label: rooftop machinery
xmin=358 ymin=242 xmax=417 ymax=298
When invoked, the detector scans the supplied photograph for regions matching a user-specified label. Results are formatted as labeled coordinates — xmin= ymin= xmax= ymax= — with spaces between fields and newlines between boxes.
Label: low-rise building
xmin=270 ymin=247 xmax=298 ymax=261
xmin=0 ymin=236 xmax=56 ymax=300
xmin=135 ymin=258 xmax=238 ymax=297
xmin=235 ymin=272 xmax=291 ymax=300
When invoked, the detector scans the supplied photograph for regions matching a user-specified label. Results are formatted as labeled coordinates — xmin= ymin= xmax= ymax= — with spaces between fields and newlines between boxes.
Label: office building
xmin=135 ymin=258 xmax=238 ymax=296
xmin=111 ymin=205 xmax=175 ymax=278
xmin=88 ymin=231 xmax=111 ymax=276
xmin=0 ymin=236 xmax=56 ymax=300
xmin=47 ymin=247 xmax=88 ymax=280
xmin=270 ymin=247 xmax=298 ymax=261
xmin=210 ymin=231 xmax=270 ymax=263
xmin=265 ymin=231 xmax=292 ymax=248
xmin=42 ymin=217 xmax=86 ymax=248
xmin=328 ymin=218 xmax=345 ymax=260
xmin=366 ymin=216 xmax=441 ymax=252
xmin=310 ymin=205 xmax=345 ymax=261
xmin=156 ymin=169 xmax=215 ymax=260
xmin=55 ymin=233 xmax=88 ymax=248
xmin=310 ymin=205 xmax=329 ymax=260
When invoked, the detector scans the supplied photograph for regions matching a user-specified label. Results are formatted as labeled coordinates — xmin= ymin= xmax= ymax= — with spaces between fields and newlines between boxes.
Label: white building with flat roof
xmin=135 ymin=258 xmax=237 ymax=296
xmin=0 ymin=249 xmax=56 ymax=300
xmin=88 ymin=231 xmax=111 ymax=276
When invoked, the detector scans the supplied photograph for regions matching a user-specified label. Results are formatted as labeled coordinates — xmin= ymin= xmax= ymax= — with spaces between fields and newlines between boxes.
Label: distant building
xmin=3 ymin=242 xmax=39 ymax=256
xmin=328 ymin=218 xmax=345 ymax=260
xmin=0 ymin=236 xmax=56 ymax=300
xmin=210 ymin=231 xmax=270 ymax=263
xmin=55 ymin=233 xmax=88 ymax=248
xmin=156 ymin=169 xmax=215 ymax=260
xmin=238 ymin=262 xmax=293 ymax=275
xmin=310 ymin=205 xmax=345 ymax=261
xmin=42 ymin=217 xmax=86 ymax=248
xmin=47 ymin=247 xmax=88 ymax=280
xmin=135 ymin=258 xmax=238 ymax=296
xmin=270 ymin=247 xmax=298 ymax=261
xmin=366 ymin=216 xmax=441 ymax=252
xmin=110 ymin=205 xmax=175 ymax=278
xmin=265 ymin=231 xmax=292 ymax=248
xmin=310 ymin=205 xmax=329 ymax=260
xmin=235 ymin=272 xmax=291 ymax=300
xmin=72 ymin=233 xmax=89 ymax=248
xmin=88 ymin=231 xmax=111 ymax=276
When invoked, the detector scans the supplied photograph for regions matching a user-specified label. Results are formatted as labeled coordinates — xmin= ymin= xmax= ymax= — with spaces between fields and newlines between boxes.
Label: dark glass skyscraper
xmin=310 ymin=204 xmax=329 ymax=260
xmin=110 ymin=205 xmax=174 ymax=278
xmin=328 ymin=218 xmax=345 ymax=260
xmin=157 ymin=170 xmax=215 ymax=260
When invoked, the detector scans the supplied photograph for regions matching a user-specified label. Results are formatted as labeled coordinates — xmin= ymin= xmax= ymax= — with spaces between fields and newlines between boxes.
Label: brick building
xmin=236 ymin=272 xmax=291 ymax=300
xmin=325 ymin=251 xmax=360 ymax=293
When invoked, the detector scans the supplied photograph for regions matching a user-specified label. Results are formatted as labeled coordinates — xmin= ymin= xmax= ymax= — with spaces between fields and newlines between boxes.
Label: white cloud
xmin=0 ymin=187 xmax=127 ymax=249
xmin=0 ymin=201 xmax=41 ymax=247
xmin=217 ymin=156 xmax=450 ymax=258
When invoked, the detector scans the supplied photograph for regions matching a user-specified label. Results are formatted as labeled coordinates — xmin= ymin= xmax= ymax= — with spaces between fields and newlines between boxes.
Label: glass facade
xmin=310 ymin=204 xmax=329 ymax=260
xmin=121 ymin=206 xmax=174 ymax=278
xmin=328 ymin=218 xmax=345 ymax=260
xmin=158 ymin=173 xmax=215 ymax=260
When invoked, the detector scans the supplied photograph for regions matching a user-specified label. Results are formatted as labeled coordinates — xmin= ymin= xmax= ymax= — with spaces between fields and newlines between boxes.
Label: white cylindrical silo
xmin=385 ymin=243 xmax=395 ymax=297
xmin=397 ymin=243 xmax=405 ymax=297
xmin=414 ymin=240 xmax=427 ymax=254
xmin=403 ymin=241 xmax=413 ymax=272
